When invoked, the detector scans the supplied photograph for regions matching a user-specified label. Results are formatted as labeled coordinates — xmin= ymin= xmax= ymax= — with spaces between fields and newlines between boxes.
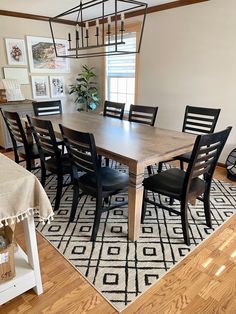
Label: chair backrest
xmin=185 ymin=127 xmax=232 ymax=191
xmin=182 ymin=106 xmax=221 ymax=135
xmin=128 ymin=105 xmax=158 ymax=126
xmin=32 ymin=100 xmax=62 ymax=116
xmin=59 ymin=124 xmax=99 ymax=177
xmin=1 ymin=110 xmax=30 ymax=156
xmin=103 ymin=100 xmax=125 ymax=120
xmin=29 ymin=116 xmax=60 ymax=163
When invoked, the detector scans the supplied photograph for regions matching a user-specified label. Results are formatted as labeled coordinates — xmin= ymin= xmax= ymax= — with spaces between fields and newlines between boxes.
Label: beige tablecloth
xmin=0 ymin=153 xmax=53 ymax=226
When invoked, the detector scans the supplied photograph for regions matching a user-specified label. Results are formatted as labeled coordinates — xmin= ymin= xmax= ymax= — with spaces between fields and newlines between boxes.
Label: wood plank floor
xmin=1 ymin=152 xmax=236 ymax=313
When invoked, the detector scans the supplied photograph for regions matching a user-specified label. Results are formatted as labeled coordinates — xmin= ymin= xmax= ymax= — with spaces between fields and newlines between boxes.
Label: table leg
xmin=128 ymin=171 xmax=144 ymax=241
xmin=23 ymin=215 xmax=43 ymax=295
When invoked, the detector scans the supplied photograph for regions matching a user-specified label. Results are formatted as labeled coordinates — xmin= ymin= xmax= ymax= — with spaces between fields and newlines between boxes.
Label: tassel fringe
xmin=0 ymin=207 xmax=54 ymax=228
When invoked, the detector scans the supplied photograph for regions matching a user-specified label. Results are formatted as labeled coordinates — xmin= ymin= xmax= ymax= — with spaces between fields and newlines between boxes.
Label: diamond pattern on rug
xmin=34 ymin=165 xmax=236 ymax=312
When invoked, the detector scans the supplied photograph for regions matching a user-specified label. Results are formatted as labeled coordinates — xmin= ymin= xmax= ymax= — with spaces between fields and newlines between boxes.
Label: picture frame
xmin=49 ymin=76 xmax=65 ymax=98
xmin=5 ymin=38 xmax=27 ymax=66
xmin=4 ymin=67 xmax=29 ymax=85
xmin=26 ymin=36 xmax=70 ymax=73
xmin=31 ymin=76 xmax=50 ymax=99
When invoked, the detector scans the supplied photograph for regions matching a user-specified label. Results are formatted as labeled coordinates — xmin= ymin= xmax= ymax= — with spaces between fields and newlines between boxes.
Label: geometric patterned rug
xmin=34 ymin=164 xmax=236 ymax=312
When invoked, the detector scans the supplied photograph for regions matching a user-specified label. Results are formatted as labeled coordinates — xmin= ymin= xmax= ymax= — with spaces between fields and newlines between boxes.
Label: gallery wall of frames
xmin=3 ymin=36 xmax=70 ymax=100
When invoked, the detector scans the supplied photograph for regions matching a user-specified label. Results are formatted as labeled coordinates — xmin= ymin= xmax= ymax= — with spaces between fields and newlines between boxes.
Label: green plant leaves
xmin=69 ymin=64 xmax=100 ymax=111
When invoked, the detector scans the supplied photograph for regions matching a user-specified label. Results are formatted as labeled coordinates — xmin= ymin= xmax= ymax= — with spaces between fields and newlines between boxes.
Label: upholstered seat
xmin=143 ymin=168 xmax=205 ymax=200
xmin=79 ymin=167 xmax=128 ymax=193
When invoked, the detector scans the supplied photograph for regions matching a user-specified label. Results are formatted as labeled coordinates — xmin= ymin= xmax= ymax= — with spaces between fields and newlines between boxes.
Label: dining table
xmin=36 ymin=111 xmax=196 ymax=241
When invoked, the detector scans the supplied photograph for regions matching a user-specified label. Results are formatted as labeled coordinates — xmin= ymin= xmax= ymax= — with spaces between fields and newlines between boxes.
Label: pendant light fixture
xmin=49 ymin=0 xmax=147 ymax=59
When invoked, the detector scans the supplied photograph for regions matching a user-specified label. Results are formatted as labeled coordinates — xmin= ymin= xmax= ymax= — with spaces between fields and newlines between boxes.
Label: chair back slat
xmin=129 ymin=105 xmax=158 ymax=126
xmin=33 ymin=100 xmax=62 ymax=116
xmin=29 ymin=117 xmax=60 ymax=162
xmin=60 ymin=124 xmax=99 ymax=175
xmin=2 ymin=110 xmax=29 ymax=149
xmin=183 ymin=106 xmax=221 ymax=135
xmin=185 ymin=127 xmax=231 ymax=187
xmin=103 ymin=101 xmax=125 ymax=120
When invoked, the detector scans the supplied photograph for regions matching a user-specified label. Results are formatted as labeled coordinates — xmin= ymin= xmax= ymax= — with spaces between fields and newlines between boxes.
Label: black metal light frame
xmin=49 ymin=0 xmax=148 ymax=59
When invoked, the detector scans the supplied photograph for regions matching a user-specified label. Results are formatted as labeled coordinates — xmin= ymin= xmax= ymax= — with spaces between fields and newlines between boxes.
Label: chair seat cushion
xmin=143 ymin=168 xmax=206 ymax=200
xmin=79 ymin=167 xmax=128 ymax=193
xmin=45 ymin=154 xmax=72 ymax=174
xmin=18 ymin=143 xmax=40 ymax=159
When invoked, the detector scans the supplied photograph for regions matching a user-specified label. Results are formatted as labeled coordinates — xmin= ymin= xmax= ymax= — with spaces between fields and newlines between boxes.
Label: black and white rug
xmin=35 ymin=164 xmax=236 ymax=312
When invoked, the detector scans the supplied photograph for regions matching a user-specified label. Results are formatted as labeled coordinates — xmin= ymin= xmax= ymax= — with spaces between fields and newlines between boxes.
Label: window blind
xmin=106 ymin=33 xmax=136 ymax=78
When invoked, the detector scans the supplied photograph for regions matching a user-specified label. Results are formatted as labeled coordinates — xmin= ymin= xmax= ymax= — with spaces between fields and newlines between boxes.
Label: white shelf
xmin=0 ymin=215 xmax=43 ymax=305
xmin=0 ymin=246 xmax=36 ymax=305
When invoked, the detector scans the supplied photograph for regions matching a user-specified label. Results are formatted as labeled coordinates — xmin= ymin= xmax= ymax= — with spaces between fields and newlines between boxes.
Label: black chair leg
xmin=26 ymin=159 xmax=32 ymax=172
xmin=181 ymin=202 xmax=190 ymax=245
xmin=203 ymin=190 xmax=212 ymax=228
xmin=54 ymin=174 xmax=63 ymax=211
xmin=141 ymin=189 xmax=147 ymax=224
xmin=98 ymin=155 xmax=102 ymax=166
xmin=70 ymin=185 xmax=80 ymax=222
xmin=180 ymin=160 xmax=184 ymax=170
xmin=105 ymin=158 xmax=109 ymax=167
xmin=40 ymin=162 xmax=46 ymax=187
xmin=147 ymin=166 xmax=152 ymax=176
xmin=91 ymin=194 xmax=103 ymax=241
xmin=158 ymin=162 xmax=163 ymax=173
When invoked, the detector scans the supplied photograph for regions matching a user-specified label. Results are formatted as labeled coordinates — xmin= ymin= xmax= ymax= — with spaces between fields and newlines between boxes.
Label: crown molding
xmin=0 ymin=1 xmax=210 ymax=25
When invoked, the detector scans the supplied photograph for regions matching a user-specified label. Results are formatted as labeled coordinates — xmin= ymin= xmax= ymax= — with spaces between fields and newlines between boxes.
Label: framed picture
xmin=27 ymin=36 xmax=70 ymax=73
xmin=31 ymin=76 xmax=50 ymax=99
xmin=50 ymin=76 xmax=65 ymax=98
xmin=5 ymin=38 xmax=27 ymax=65
xmin=4 ymin=67 xmax=29 ymax=85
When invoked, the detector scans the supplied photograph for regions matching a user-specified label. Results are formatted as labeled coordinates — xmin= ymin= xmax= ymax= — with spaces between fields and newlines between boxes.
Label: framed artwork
xmin=5 ymin=38 xmax=27 ymax=65
xmin=50 ymin=76 xmax=65 ymax=98
xmin=31 ymin=76 xmax=50 ymax=99
xmin=26 ymin=36 xmax=70 ymax=73
xmin=4 ymin=67 xmax=29 ymax=85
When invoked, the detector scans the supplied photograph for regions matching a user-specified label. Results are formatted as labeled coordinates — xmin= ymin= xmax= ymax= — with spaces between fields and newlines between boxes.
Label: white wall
xmin=0 ymin=15 xmax=85 ymax=113
xmin=138 ymin=0 xmax=236 ymax=162
xmin=89 ymin=0 xmax=236 ymax=162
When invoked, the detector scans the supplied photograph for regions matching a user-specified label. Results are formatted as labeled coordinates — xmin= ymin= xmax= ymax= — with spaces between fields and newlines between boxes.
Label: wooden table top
xmin=37 ymin=112 xmax=196 ymax=168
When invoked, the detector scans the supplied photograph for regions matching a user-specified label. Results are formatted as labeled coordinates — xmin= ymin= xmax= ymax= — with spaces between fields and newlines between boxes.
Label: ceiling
xmin=0 ymin=0 xmax=175 ymax=20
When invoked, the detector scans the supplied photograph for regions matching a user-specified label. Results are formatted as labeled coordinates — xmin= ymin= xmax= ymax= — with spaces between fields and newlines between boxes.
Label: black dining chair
xmin=158 ymin=105 xmax=221 ymax=172
xmin=103 ymin=100 xmax=125 ymax=120
xmin=141 ymin=127 xmax=231 ymax=245
xmin=60 ymin=124 xmax=128 ymax=241
xmin=0 ymin=109 xmax=42 ymax=173
xmin=128 ymin=105 xmax=158 ymax=127
xmin=29 ymin=116 xmax=72 ymax=211
xmin=33 ymin=100 xmax=62 ymax=116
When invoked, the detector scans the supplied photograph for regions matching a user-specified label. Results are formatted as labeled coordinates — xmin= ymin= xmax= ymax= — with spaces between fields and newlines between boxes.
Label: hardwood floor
xmin=1 ymin=152 xmax=236 ymax=313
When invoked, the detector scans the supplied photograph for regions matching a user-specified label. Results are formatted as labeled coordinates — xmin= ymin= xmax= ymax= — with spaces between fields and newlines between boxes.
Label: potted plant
xmin=69 ymin=65 xmax=99 ymax=112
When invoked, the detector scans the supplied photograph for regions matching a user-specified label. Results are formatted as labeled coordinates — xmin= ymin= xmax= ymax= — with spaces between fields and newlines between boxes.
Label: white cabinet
xmin=0 ymin=100 xmax=33 ymax=149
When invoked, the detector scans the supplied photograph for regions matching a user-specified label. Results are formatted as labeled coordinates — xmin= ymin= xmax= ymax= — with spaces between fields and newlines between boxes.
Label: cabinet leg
xmin=23 ymin=215 xmax=43 ymax=295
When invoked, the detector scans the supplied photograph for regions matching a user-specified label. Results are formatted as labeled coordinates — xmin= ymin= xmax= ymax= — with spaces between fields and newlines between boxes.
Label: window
xmin=105 ymin=32 xmax=137 ymax=111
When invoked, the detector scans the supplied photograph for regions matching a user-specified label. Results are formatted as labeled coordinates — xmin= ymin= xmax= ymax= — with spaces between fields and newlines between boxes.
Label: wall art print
xmin=50 ymin=76 xmax=65 ymax=98
xmin=31 ymin=76 xmax=50 ymax=99
xmin=5 ymin=38 xmax=27 ymax=65
xmin=27 ymin=36 xmax=70 ymax=73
